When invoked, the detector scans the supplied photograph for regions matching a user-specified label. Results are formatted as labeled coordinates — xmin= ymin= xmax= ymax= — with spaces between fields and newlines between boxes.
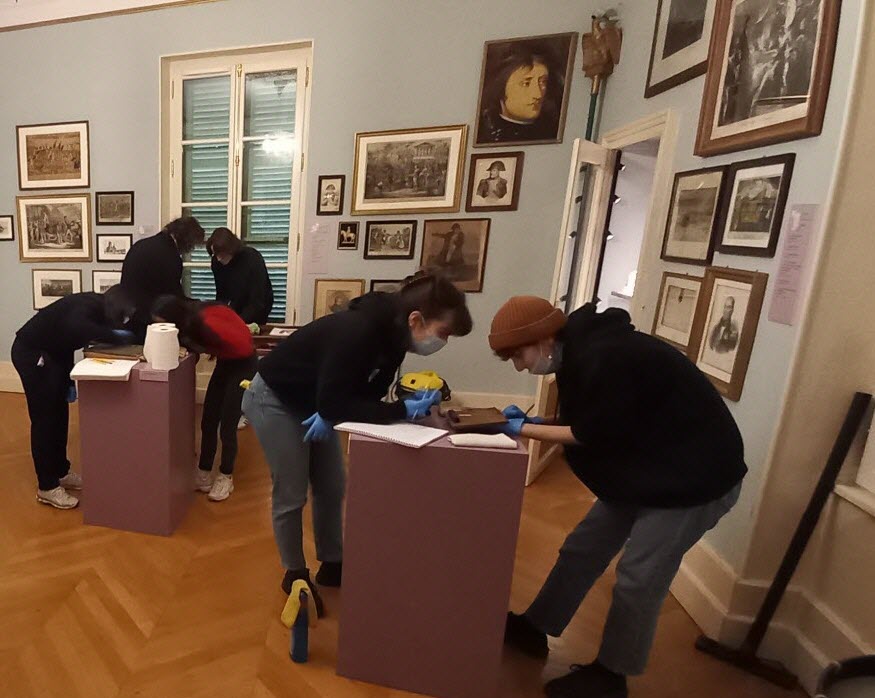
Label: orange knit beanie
xmin=489 ymin=296 xmax=567 ymax=353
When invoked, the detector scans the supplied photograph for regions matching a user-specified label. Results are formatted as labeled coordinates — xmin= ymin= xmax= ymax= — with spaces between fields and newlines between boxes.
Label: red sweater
xmin=200 ymin=305 xmax=254 ymax=360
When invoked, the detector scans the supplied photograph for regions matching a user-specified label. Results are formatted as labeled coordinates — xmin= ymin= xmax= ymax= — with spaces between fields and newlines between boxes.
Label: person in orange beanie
xmin=489 ymin=297 xmax=747 ymax=698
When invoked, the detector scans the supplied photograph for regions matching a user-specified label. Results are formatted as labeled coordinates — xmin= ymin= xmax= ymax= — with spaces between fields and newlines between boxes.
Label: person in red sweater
xmin=152 ymin=295 xmax=255 ymax=501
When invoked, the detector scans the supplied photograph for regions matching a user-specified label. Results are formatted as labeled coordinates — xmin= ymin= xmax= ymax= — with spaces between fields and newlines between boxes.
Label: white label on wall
xmin=768 ymin=204 xmax=819 ymax=326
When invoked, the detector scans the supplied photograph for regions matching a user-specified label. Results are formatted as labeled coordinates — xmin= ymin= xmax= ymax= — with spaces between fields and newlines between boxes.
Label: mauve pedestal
xmin=77 ymin=354 xmax=196 ymax=536
xmin=337 ymin=435 xmax=528 ymax=698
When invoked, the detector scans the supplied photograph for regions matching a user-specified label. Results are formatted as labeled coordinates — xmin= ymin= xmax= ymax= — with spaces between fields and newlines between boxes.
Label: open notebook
xmin=70 ymin=358 xmax=140 ymax=381
xmin=334 ymin=422 xmax=448 ymax=449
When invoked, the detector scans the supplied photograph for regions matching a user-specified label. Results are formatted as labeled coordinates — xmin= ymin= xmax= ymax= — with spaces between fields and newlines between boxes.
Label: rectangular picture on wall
xmin=95 ymin=191 xmax=134 ymax=225
xmin=661 ymin=166 xmax=727 ymax=265
xmin=646 ymin=0 xmax=717 ymax=97
xmin=92 ymin=270 xmax=121 ymax=294
xmin=32 ymin=269 xmax=82 ymax=309
xmin=17 ymin=193 xmax=92 ymax=262
xmin=474 ymin=32 xmax=578 ymax=147
xmin=17 ymin=121 xmax=90 ymax=190
xmin=420 ymin=218 xmax=490 ymax=293
xmin=466 ymin=152 xmax=524 ymax=212
xmin=652 ymin=272 xmax=703 ymax=351
xmin=687 ymin=266 xmax=768 ymax=401
xmin=96 ymin=234 xmax=133 ymax=262
xmin=313 ymin=279 xmax=365 ymax=320
xmin=351 ymin=125 xmax=467 ymax=215
xmin=364 ymin=221 xmax=417 ymax=260
xmin=0 ymin=215 xmax=14 ymax=241
xmin=370 ymin=279 xmax=404 ymax=293
xmin=695 ymin=0 xmax=841 ymax=156
xmin=717 ymin=153 xmax=795 ymax=257
xmin=337 ymin=221 xmax=359 ymax=250
xmin=317 ymin=175 xmax=345 ymax=215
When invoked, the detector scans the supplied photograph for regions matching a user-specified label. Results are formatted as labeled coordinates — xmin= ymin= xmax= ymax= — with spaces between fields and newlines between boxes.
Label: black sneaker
xmin=545 ymin=663 xmax=628 ymax=698
xmin=504 ymin=612 xmax=549 ymax=658
xmin=315 ymin=561 xmax=343 ymax=587
xmin=281 ymin=568 xmax=325 ymax=618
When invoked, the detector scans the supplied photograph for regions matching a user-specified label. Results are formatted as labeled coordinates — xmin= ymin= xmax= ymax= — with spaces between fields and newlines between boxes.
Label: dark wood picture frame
xmin=715 ymin=153 xmax=795 ymax=258
xmin=651 ymin=271 xmax=704 ymax=352
xmin=661 ymin=165 xmax=728 ymax=266
xmin=0 ymin=215 xmax=14 ymax=242
xmin=95 ymin=191 xmax=135 ymax=226
xmin=17 ymin=192 xmax=93 ymax=262
xmin=16 ymin=120 xmax=90 ymax=190
xmin=465 ymin=151 xmax=524 ymax=212
xmin=645 ymin=0 xmax=716 ymax=98
xmin=364 ymin=220 xmax=418 ymax=260
xmin=419 ymin=218 xmax=491 ymax=293
xmin=687 ymin=266 xmax=768 ymax=401
xmin=337 ymin=221 xmax=359 ymax=250
xmin=96 ymin=233 xmax=133 ymax=262
xmin=695 ymin=0 xmax=841 ymax=156
xmin=369 ymin=279 xmax=404 ymax=293
xmin=317 ymin=175 xmax=346 ymax=216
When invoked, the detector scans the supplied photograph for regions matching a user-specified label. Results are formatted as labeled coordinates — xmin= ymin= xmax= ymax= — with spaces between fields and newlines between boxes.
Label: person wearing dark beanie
xmin=489 ymin=297 xmax=747 ymax=698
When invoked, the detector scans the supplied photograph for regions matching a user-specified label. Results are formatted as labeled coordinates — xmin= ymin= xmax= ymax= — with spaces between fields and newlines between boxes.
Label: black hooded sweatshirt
xmin=257 ymin=293 xmax=408 ymax=424
xmin=557 ymin=304 xmax=747 ymax=508
xmin=16 ymin=292 xmax=122 ymax=357
xmin=212 ymin=246 xmax=274 ymax=325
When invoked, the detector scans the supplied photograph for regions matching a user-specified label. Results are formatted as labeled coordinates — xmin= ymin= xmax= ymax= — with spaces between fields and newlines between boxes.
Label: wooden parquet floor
xmin=0 ymin=393 xmax=801 ymax=697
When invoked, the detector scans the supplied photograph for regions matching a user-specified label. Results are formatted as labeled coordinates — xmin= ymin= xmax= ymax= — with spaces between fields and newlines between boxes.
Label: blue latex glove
xmin=302 ymin=413 xmax=334 ymax=442
xmin=66 ymin=384 xmax=77 ymax=403
xmin=404 ymin=389 xmax=441 ymax=420
xmin=111 ymin=329 xmax=136 ymax=343
xmin=498 ymin=418 xmax=525 ymax=437
xmin=503 ymin=405 xmax=545 ymax=424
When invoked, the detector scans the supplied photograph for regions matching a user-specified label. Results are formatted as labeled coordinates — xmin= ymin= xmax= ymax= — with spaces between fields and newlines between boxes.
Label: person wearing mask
xmin=207 ymin=227 xmax=274 ymax=327
xmin=120 ymin=217 xmax=206 ymax=340
xmin=151 ymin=295 xmax=256 ymax=502
xmin=12 ymin=286 xmax=136 ymax=509
xmin=243 ymin=273 xmax=473 ymax=616
xmin=488 ymin=297 xmax=747 ymax=698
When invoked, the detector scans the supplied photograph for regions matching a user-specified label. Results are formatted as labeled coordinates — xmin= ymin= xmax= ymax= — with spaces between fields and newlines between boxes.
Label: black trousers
xmin=11 ymin=337 xmax=73 ymax=491
xmin=199 ymin=355 xmax=257 ymax=475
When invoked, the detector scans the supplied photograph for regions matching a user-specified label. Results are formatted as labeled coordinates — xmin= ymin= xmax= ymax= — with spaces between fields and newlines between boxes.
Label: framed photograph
xmin=652 ymin=272 xmax=703 ymax=351
xmin=16 ymin=121 xmax=90 ymax=190
xmin=317 ymin=175 xmax=345 ymax=215
xmin=474 ymin=32 xmax=578 ymax=147
xmin=420 ymin=218 xmax=491 ymax=293
xmin=313 ymin=279 xmax=365 ymax=320
xmin=0 ymin=216 xmax=14 ymax=242
xmin=370 ymin=279 xmax=404 ymax=293
xmin=32 ymin=269 xmax=82 ymax=310
xmin=661 ymin=166 xmax=728 ymax=265
xmin=646 ymin=0 xmax=717 ymax=97
xmin=364 ymin=221 xmax=417 ymax=260
xmin=687 ymin=267 xmax=768 ymax=401
xmin=92 ymin=270 xmax=121 ymax=294
xmin=695 ymin=0 xmax=841 ymax=156
xmin=95 ymin=191 xmax=134 ymax=225
xmin=351 ymin=125 xmax=468 ymax=215
xmin=466 ymin=152 xmax=524 ymax=212
xmin=337 ymin=221 xmax=359 ymax=250
xmin=717 ymin=154 xmax=795 ymax=257
xmin=96 ymin=233 xmax=133 ymax=262
xmin=17 ymin=193 xmax=92 ymax=262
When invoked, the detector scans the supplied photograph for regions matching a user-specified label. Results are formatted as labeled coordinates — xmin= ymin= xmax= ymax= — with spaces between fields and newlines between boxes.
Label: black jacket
xmin=212 ymin=246 xmax=274 ymax=325
xmin=121 ymin=231 xmax=183 ymax=328
xmin=258 ymin=293 xmax=408 ymax=423
xmin=557 ymin=304 xmax=747 ymax=508
xmin=16 ymin=293 xmax=121 ymax=357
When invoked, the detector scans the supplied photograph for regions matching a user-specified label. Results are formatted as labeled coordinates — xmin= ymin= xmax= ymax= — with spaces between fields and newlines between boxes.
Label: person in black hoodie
xmin=12 ymin=286 xmax=136 ymax=510
xmin=207 ymin=227 xmax=274 ymax=326
xmin=243 ymin=273 xmax=472 ymax=615
xmin=488 ymin=297 xmax=747 ymax=698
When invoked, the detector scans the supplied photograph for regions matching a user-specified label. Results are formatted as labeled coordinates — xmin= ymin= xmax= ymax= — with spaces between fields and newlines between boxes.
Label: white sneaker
xmin=37 ymin=486 xmax=79 ymax=509
xmin=195 ymin=469 xmax=212 ymax=493
xmin=237 ymin=416 xmax=249 ymax=430
xmin=59 ymin=471 xmax=83 ymax=490
xmin=208 ymin=474 xmax=234 ymax=502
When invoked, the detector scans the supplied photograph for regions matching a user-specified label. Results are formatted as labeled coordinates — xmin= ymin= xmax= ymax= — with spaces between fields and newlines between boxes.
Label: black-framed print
xmin=317 ymin=175 xmax=345 ymax=215
xmin=95 ymin=191 xmax=134 ymax=225
xmin=364 ymin=220 xmax=417 ymax=260
xmin=661 ymin=166 xmax=728 ymax=265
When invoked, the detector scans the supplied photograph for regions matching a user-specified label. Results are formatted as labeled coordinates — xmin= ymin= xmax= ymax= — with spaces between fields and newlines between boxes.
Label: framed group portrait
xmin=646 ymin=0 xmax=718 ymax=97
xmin=16 ymin=120 xmax=90 ymax=190
xmin=364 ymin=221 xmax=417 ymax=260
xmin=95 ymin=191 xmax=134 ymax=226
xmin=32 ymin=269 xmax=82 ymax=310
xmin=17 ymin=193 xmax=92 ymax=262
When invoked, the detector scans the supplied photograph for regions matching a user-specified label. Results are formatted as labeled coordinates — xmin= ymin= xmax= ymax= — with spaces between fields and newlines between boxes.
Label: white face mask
xmin=529 ymin=343 xmax=561 ymax=375
xmin=412 ymin=334 xmax=447 ymax=356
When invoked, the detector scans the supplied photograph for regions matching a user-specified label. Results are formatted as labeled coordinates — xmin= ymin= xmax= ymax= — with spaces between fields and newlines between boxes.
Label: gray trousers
xmin=526 ymin=482 xmax=741 ymax=676
xmin=242 ymin=373 xmax=345 ymax=572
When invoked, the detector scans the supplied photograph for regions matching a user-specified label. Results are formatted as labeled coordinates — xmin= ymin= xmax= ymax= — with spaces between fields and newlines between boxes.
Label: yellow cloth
xmin=281 ymin=580 xmax=317 ymax=628
xmin=240 ymin=379 xmax=252 ymax=390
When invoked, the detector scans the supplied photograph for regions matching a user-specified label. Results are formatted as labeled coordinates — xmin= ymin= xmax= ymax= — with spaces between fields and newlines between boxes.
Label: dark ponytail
xmin=396 ymin=271 xmax=473 ymax=337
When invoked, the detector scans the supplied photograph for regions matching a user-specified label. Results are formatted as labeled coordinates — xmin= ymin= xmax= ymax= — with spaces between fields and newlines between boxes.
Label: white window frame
xmin=160 ymin=43 xmax=312 ymax=324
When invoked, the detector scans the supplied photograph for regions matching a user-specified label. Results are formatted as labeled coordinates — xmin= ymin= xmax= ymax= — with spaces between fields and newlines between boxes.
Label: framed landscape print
xmin=717 ymin=154 xmax=794 ymax=257
xmin=695 ymin=0 xmax=841 ymax=156
xmin=313 ymin=279 xmax=365 ymax=320
xmin=474 ymin=32 xmax=578 ymax=147
xmin=351 ymin=125 xmax=467 ymax=215
xmin=96 ymin=234 xmax=133 ymax=262
xmin=652 ymin=272 xmax=703 ymax=351
xmin=370 ymin=279 xmax=404 ymax=293
xmin=687 ymin=267 xmax=768 ymax=400
xmin=92 ymin=270 xmax=121 ymax=294
xmin=661 ymin=166 xmax=727 ymax=264
xmin=645 ymin=0 xmax=717 ymax=97
xmin=95 ymin=191 xmax=134 ymax=225
xmin=17 ymin=193 xmax=92 ymax=262
xmin=364 ymin=221 xmax=417 ymax=260
xmin=32 ymin=269 xmax=82 ymax=309
xmin=419 ymin=218 xmax=490 ymax=293
xmin=17 ymin=121 xmax=90 ymax=190
xmin=337 ymin=221 xmax=359 ymax=250
xmin=317 ymin=175 xmax=345 ymax=215
xmin=0 ymin=215 xmax=13 ymax=241
xmin=466 ymin=152 xmax=524 ymax=212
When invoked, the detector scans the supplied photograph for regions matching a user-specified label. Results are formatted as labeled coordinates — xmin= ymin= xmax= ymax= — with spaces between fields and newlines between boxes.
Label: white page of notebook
xmin=70 ymin=358 xmax=139 ymax=381
xmin=334 ymin=422 xmax=448 ymax=449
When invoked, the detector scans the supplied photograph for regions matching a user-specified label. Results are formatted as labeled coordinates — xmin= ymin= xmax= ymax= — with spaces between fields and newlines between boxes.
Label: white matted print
xmin=466 ymin=152 xmax=524 ymax=212
xmin=697 ymin=276 xmax=751 ymax=382
xmin=92 ymin=270 xmax=121 ymax=294
xmin=32 ymin=269 xmax=81 ymax=309
xmin=652 ymin=273 xmax=702 ymax=350
xmin=313 ymin=279 xmax=365 ymax=320
xmin=661 ymin=167 xmax=726 ymax=264
xmin=96 ymin=234 xmax=132 ymax=262
xmin=17 ymin=193 xmax=92 ymax=262
xmin=17 ymin=121 xmax=90 ymax=190
xmin=646 ymin=0 xmax=717 ymax=97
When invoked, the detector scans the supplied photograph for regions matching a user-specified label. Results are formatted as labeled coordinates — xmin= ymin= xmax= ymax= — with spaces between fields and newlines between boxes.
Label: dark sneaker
xmin=545 ymin=663 xmax=628 ymax=698
xmin=281 ymin=568 xmax=325 ymax=618
xmin=315 ymin=561 xmax=343 ymax=587
xmin=504 ymin=612 xmax=549 ymax=658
